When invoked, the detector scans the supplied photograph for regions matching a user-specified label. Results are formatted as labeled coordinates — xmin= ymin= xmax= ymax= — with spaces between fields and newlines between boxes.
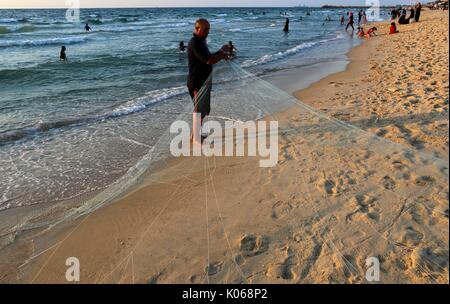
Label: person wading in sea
xmin=187 ymin=18 xmax=231 ymax=145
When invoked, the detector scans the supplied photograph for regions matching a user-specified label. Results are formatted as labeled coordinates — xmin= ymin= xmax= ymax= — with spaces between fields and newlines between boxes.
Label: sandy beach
xmin=1 ymin=9 xmax=448 ymax=284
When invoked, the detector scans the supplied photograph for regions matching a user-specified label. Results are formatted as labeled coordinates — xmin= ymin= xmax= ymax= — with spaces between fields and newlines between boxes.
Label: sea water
xmin=0 ymin=7 xmax=390 ymax=212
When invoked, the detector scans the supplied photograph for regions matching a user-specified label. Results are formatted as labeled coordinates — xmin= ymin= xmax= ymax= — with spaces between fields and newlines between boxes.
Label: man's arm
xmin=191 ymin=41 xmax=230 ymax=65
xmin=206 ymin=51 xmax=229 ymax=65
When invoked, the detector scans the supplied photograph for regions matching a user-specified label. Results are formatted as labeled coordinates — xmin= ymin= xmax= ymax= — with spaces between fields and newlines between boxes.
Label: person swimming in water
xmin=283 ymin=18 xmax=289 ymax=32
xmin=179 ymin=41 xmax=186 ymax=52
xmin=84 ymin=23 xmax=91 ymax=32
xmin=60 ymin=46 xmax=67 ymax=62
xmin=228 ymin=41 xmax=237 ymax=56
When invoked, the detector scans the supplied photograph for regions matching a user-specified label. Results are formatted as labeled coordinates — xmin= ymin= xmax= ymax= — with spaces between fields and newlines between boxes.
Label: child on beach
xmin=60 ymin=46 xmax=67 ymax=62
xmin=357 ymin=27 xmax=365 ymax=38
xmin=389 ymin=22 xmax=399 ymax=34
xmin=366 ymin=27 xmax=377 ymax=37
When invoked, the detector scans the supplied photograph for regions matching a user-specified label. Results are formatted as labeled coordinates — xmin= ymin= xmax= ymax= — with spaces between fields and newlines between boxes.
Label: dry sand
xmin=1 ymin=10 xmax=448 ymax=284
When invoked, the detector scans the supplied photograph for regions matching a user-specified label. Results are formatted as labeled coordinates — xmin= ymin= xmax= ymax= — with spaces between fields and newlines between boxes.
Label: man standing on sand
xmin=187 ymin=18 xmax=231 ymax=144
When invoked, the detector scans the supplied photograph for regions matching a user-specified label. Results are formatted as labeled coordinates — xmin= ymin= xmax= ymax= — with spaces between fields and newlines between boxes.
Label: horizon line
xmin=0 ymin=4 xmax=408 ymax=10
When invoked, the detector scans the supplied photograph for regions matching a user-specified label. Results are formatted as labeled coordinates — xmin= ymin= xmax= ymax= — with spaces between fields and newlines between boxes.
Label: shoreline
xmin=1 ymin=9 xmax=448 ymax=284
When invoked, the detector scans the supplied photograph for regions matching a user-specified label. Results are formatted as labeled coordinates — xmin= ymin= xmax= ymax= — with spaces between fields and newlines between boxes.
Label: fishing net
xmin=4 ymin=61 xmax=448 ymax=284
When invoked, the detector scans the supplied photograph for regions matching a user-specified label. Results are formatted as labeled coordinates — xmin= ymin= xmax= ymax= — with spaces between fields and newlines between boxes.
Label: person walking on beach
xmin=358 ymin=10 xmax=363 ymax=25
xmin=187 ymin=18 xmax=231 ymax=144
xmin=283 ymin=18 xmax=289 ymax=32
xmin=346 ymin=12 xmax=354 ymax=31
xmin=415 ymin=2 xmax=422 ymax=22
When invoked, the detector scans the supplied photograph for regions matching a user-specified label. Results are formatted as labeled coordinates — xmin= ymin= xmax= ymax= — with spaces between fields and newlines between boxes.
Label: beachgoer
xmin=366 ymin=27 xmax=377 ymax=37
xmin=283 ymin=18 xmax=289 ymax=32
xmin=358 ymin=10 xmax=363 ymax=25
xmin=391 ymin=8 xmax=396 ymax=20
xmin=187 ymin=18 xmax=230 ymax=144
xmin=60 ymin=46 xmax=67 ymax=62
xmin=398 ymin=13 xmax=410 ymax=24
xmin=415 ymin=2 xmax=422 ymax=22
xmin=362 ymin=10 xmax=367 ymax=25
xmin=389 ymin=22 xmax=399 ymax=34
xmin=228 ymin=41 xmax=237 ymax=57
xmin=84 ymin=23 xmax=91 ymax=32
xmin=340 ymin=15 xmax=345 ymax=25
xmin=179 ymin=41 xmax=186 ymax=52
xmin=409 ymin=7 xmax=415 ymax=21
xmin=357 ymin=27 xmax=365 ymax=38
xmin=346 ymin=12 xmax=354 ymax=31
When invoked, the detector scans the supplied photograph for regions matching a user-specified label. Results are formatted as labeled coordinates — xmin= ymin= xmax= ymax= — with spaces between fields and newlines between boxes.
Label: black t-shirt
xmin=187 ymin=34 xmax=212 ymax=89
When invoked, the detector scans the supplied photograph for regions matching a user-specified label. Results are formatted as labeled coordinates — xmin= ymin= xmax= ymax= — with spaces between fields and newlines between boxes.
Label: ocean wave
xmin=0 ymin=25 xmax=38 ymax=35
xmin=109 ymin=86 xmax=187 ymax=118
xmin=150 ymin=22 xmax=189 ymax=28
xmin=0 ymin=18 xmax=18 ymax=23
xmin=96 ymin=25 xmax=148 ymax=33
xmin=241 ymin=35 xmax=343 ymax=68
xmin=211 ymin=18 xmax=227 ymax=24
xmin=0 ymin=36 xmax=88 ymax=48
xmin=0 ymin=86 xmax=187 ymax=145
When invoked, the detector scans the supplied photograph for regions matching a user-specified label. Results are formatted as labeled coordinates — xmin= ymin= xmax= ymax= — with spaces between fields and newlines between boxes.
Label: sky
xmin=0 ymin=0 xmax=418 ymax=9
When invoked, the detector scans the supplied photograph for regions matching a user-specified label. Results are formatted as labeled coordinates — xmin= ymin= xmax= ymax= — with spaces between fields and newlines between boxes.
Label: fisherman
xmin=187 ymin=18 xmax=231 ymax=145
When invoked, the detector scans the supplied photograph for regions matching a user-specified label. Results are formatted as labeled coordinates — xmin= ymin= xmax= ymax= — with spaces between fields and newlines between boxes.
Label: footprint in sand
xmin=316 ymin=178 xmax=336 ymax=195
xmin=399 ymin=227 xmax=424 ymax=247
xmin=239 ymin=234 xmax=269 ymax=257
xmin=414 ymin=175 xmax=435 ymax=187
xmin=266 ymin=248 xmax=297 ymax=280
xmin=272 ymin=200 xmax=293 ymax=220
xmin=147 ymin=272 xmax=163 ymax=284
xmin=345 ymin=194 xmax=381 ymax=223
xmin=382 ymin=176 xmax=396 ymax=190
xmin=408 ymin=247 xmax=449 ymax=276
xmin=206 ymin=261 xmax=224 ymax=276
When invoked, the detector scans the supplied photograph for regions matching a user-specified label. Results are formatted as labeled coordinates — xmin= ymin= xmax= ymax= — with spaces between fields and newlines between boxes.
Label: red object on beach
xmin=389 ymin=24 xmax=398 ymax=34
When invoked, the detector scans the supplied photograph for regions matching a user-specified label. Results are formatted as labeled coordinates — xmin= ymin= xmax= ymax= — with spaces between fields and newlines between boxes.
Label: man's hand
xmin=220 ymin=44 xmax=232 ymax=53
xmin=219 ymin=51 xmax=231 ymax=61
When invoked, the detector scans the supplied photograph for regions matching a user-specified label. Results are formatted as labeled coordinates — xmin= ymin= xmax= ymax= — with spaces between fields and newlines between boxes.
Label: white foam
xmin=241 ymin=34 xmax=345 ymax=68
xmin=109 ymin=86 xmax=187 ymax=118
xmin=0 ymin=18 xmax=18 ymax=23
xmin=0 ymin=36 xmax=88 ymax=48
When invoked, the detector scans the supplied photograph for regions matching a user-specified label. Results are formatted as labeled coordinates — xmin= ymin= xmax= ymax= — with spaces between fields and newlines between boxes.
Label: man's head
xmin=194 ymin=18 xmax=210 ymax=39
